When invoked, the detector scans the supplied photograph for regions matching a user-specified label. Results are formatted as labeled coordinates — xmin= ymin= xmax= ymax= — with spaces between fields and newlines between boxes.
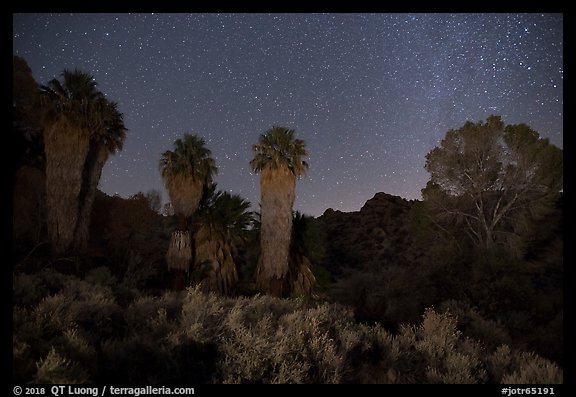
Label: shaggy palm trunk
xmin=167 ymin=229 xmax=193 ymax=271
xmin=166 ymin=229 xmax=192 ymax=290
xmin=256 ymin=167 xmax=295 ymax=297
xmin=194 ymin=224 xmax=238 ymax=295
xmin=165 ymin=177 xmax=204 ymax=290
xmin=74 ymin=144 xmax=109 ymax=252
xmin=167 ymin=175 xmax=204 ymax=218
xmin=289 ymin=251 xmax=316 ymax=297
xmin=44 ymin=120 xmax=90 ymax=255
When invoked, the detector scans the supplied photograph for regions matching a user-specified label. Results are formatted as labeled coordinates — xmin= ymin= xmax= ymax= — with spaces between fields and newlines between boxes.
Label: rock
xmin=317 ymin=192 xmax=421 ymax=276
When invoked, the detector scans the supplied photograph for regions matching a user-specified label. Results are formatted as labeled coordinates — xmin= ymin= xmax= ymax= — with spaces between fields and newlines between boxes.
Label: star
xmin=13 ymin=13 xmax=563 ymax=216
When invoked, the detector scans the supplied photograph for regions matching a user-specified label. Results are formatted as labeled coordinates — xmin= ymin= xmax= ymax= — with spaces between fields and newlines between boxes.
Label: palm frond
xmin=38 ymin=69 xmax=127 ymax=154
xmin=159 ymin=133 xmax=217 ymax=217
xmin=196 ymin=184 xmax=254 ymax=237
xmin=159 ymin=133 xmax=217 ymax=184
xmin=250 ymin=126 xmax=309 ymax=177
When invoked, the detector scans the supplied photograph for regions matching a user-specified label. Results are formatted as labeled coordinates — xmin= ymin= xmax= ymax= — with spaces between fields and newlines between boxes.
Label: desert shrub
xmin=487 ymin=345 xmax=562 ymax=384
xmin=84 ymin=266 xmax=117 ymax=286
xmin=99 ymin=289 xmax=217 ymax=384
xmin=52 ymin=280 xmax=126 ymax=342
xmin=331 ymin=262 xmax=434 ymax=328
xmin=13 ymin=334 xmax=35 ymax=382
xmin=126 ymin=292 xmax=182 ymax=331
xmin=439 ymin=300 xmax=512 ymax=349
xmin=58 ymin=326 xmax=96 ymax=368
xmin=338 ymin=322 xmax=399 ymax=383
xmin=13 ymin=272 xmax=49 ymax=307
xmin=180 ymin=287 xmax=234 ymax=343
xmin=217 ymin=298 xmax=352 ymax=383
xmin=388 ymin=309 xmax=484 ymax=383
xmin=36 ymin=268 xmax=73 ymax=294
xmin=99 ymin=334 xmax=180 ymax=383
xmin=35 ymin=347 xmax=90 ymax=384
xmin=119 ymin=250 xmax=159 ymax=290
xmin=501 ymin=352 xmax=562 ymax=384
xmin=486 ymin=345 xmax=515 ymax=382
xmin=14 ymin=269 xmax=563 ymax=384
xmin=32 ymin=292 xmax=70 ymax=342
xmin=388 ymin=308 xmax=562 ymax=384
xmin=524 ymin=310 xmax=563 ymax=365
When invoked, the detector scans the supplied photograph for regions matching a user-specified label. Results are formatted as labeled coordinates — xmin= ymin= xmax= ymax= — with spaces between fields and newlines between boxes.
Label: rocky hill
xmin=317 ymin=192 xmax=422 ymax=277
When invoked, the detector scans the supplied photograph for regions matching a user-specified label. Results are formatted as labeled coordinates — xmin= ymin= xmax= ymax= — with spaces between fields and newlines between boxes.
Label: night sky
xmin=13 ymin=13 xmax=563 ymax=217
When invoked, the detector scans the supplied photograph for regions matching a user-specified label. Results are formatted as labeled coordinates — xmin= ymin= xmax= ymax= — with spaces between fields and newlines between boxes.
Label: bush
xmin=488 ymin=346 xmax=563 ymax=384
xmin=218 ymin=300 xmax=351 ymax=383
xmin=439 ymin=300 xmax=512 ymax=350
xmin=35 ymin=347 xmax=90 ymax=384
xmin=13 ymin=269 xmax=563 ymax=384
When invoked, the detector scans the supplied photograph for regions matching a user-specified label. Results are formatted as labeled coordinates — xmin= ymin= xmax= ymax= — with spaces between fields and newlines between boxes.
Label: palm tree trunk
xmin=289 ymin=252 xmax=316 ymax=297
xmin=256 ymin=167 xmax=295 ymax=297
xmin=74 ymin=144 xmax=109 ymax=252
xmin=43 ymin=120 xmax=90 ymax=255
xmin=167 ymin=229 xmax=193 ymax=271
xmin=195 ymin=225 xmax=238 ymax=295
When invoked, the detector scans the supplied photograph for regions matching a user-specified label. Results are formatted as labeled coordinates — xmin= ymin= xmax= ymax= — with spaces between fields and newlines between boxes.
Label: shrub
xmin=13 ymin=272 xmax=49 ymax=307
xmin=389 ymin=309 xmax=484 ymax=383
xmin=439 ymin=300 xmax=512 ymax=349
xmin=35 ymin=347 xmax=90 ymax=384
xmin=217 ymin=299 xmax=351 ymax=383
xmin=488 ymin=345 xmax=563 ymax=384
xmin=13 ymin=269 xmax=563 ymax=384
xmin=501 ymin=352 xmax=562 ymax=384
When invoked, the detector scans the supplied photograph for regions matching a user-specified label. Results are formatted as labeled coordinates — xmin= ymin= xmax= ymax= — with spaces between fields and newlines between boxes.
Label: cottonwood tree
xmin=422 ymin=115 xmax=562 ymax=256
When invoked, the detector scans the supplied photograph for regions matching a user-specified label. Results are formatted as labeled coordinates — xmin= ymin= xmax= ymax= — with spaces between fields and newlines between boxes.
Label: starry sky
xmin=13 ymin=13 xmax=563 ymax=217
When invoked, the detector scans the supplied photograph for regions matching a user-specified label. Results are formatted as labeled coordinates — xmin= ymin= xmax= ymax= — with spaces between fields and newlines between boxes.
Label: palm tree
xmin=39 ymin=69 xmax=126 ymax=254
xmin=288 ymin=211 xmax=317 ymax=297
xmin=193 ymin=185 xmax=253 ymax=295
xmin=75 ymin=100 xmax=126 ymax=251
xmin=250 ymin=126 xmax=308 ymax=297
xmin=160 ymin=134 xmax=217 ymax=289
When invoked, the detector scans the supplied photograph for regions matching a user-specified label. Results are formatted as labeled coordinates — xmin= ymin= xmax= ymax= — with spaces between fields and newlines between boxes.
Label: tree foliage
xmin=422 ymin=115 xmax=562 ymax=255
xmin=38 ymin=68 xmax=127 ymax=254
xmin=192 ymin=185 xmax=254 ymax=294
xmin=159 ymin=133 xmax=217 ymax=218
xmin=159 ymin=134 xmax=217 ymax=284
xmin=250 ymin=126 xmax=309 ymax=177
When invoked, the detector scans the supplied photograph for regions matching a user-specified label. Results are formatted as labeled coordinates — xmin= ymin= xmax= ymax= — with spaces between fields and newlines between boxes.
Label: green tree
xmin=39 ymin=69 xmax=126 ymax=254
xmin=422 ymin=115 xmax=562 ymax=256
xmin=193 ymin=185 xmax=253 ymax=295
xmin=250 ymin=126 xmax=309 ymax=297
xmin=159 ymin=134 xmax=217 ymax=289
